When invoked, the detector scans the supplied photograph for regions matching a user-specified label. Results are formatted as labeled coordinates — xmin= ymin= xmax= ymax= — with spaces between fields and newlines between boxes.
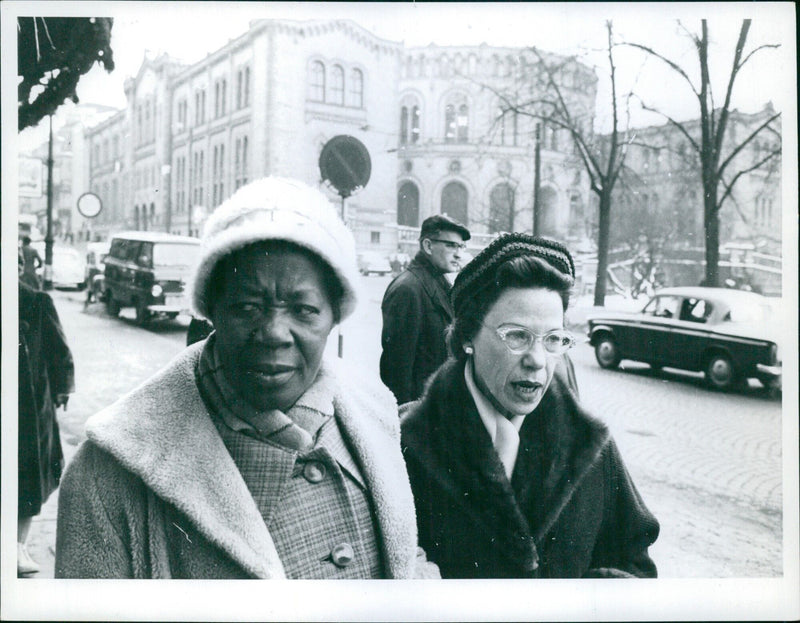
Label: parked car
xmin=34 ymin=245 xmax=86 ymax=290
xmin=357 ymin=251 xmax=392 ymax=276
xmin=103 ymin=231 xmax=200 ymax=325
xmin=587 ymin=286 xmax=782 ymax=391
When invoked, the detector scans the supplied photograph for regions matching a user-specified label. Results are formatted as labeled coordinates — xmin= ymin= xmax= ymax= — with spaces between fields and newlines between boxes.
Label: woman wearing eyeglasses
xmin=400 ymin=233 xmax=659 ymax=578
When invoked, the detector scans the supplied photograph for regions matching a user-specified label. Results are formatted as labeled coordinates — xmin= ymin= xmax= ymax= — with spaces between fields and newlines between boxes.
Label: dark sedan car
xmin=587 ymin=287 xmax=782 ymax=391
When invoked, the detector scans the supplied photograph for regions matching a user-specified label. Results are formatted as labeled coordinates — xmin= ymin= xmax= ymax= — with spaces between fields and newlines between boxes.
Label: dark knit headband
xmin=451 ymin=233 xmax=575 ymax=314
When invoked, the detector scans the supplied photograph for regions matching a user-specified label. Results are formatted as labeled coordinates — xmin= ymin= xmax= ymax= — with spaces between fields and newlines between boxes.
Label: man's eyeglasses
xmin=428 ymin=239 xmax=467 ymax=251
xmin=484 ymin=323 xmax=575 ymax=356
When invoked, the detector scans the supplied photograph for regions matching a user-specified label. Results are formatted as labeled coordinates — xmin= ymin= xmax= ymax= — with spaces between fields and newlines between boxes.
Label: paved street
xmin=21 ymin=277 xmax=784 ymax=579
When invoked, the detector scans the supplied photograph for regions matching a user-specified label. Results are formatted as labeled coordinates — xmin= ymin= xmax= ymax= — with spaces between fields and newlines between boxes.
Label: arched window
xmin=457 ymin=104 xmax=469 ymax=142
xmin=444 ymin=95 xmax=469 ymax=144
xmin=309 ymin=61 xmax=325 ymax=102
xmin=397 ymin=181 xmax=420 ymax=226
xmin=489 ymin=183 xmax=515 ymax=233
xmin=400 ymin=96 xmax=422 ymax=145
xmin=348 ymin=68 xmax=363 ymax=107
xmin=330 ymin=65 xmax=344 ymax=105
xmin=441 ymin=181 xmax=468 ymax=225
xmin=445 ymin=104 xmax=456 ymax=143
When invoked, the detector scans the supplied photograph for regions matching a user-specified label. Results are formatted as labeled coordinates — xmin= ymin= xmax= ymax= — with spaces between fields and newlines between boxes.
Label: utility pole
xmin=532 ymin=122 xmax=541 ymax=236
xmin=43 ymin=114 xmax=55 ymax=291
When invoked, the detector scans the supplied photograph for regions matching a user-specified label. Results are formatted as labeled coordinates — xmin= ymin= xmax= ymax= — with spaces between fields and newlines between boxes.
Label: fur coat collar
xmin=402 ymin=358 xmax=612 ymax=574
xmin=85 ymin=343 xmax=418 ymax=578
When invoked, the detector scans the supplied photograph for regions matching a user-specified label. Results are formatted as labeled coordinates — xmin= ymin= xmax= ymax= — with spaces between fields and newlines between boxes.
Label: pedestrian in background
xmin=379 ymin=214 xmax=470 ymax=405
xmin=55 ymin=177 xmax=438 ymax=579
xmin=18 ymin=279 xmax=75 ymax=575
xmin=401 ymin=233 xmax=659 ymax=578
xmin=20 ymin=235 xmax=42 ymax=290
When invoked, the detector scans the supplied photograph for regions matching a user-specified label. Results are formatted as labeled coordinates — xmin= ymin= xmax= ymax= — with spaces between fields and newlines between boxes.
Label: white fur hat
xmin=191 ymin=176 xmax=359 ymax=322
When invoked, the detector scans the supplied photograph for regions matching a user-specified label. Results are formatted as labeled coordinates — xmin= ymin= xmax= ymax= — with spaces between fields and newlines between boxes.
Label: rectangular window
xmin=370 ymin=231 xmax=381 ymax=244
xmin=234 ymin=138 xmax=241 ymax=190
xmin=241 ymin=137 xmax=248 ymax=185
xmin=244 ymin=67 xmax=250 ymax=106
xmin=236 ymin=70 xmax=242 ymax=109
xmin=219 ymin=144 xmax=224 ymax=201
xmin=221 ymin=79 xmax=226 ymax=116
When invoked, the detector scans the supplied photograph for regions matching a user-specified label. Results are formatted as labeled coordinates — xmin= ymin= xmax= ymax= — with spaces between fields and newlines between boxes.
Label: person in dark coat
xmin=380 ymin=214 xmax=470 ymax=405
xmin=18 ymin=280 xmax=75 ymax=575
xmin=401 ymin=233 xmax=659 ymax=578
xmin=20 ymin=235 xmax=42 ymax=290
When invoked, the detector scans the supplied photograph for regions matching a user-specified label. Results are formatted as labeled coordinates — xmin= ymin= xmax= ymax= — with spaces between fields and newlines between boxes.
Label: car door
xmin=671 ymin=296 xmax=714 ymax=371
xmin=121 ymin=240 xmax=142 ymax=305
xmin=640 ymin=294 xmax=682 ymax=366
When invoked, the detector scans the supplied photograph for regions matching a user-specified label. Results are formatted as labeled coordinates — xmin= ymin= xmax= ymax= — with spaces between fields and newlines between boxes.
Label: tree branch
xmin=623 ymin=41 xmax=700 ymax=98
xmin=717 ymin=112 xmax=781 ymax=177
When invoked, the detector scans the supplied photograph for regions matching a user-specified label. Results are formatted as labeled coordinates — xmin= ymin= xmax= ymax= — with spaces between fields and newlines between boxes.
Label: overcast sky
xmin=10 ymin=1 xmax=797 ymax=149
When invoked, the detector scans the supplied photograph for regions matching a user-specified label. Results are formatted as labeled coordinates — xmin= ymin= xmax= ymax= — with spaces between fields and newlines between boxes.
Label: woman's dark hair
xmin=447 ymin=254 xmax=573 ymax=360
xmin=206 ymin=240 xmax=345 ymax=323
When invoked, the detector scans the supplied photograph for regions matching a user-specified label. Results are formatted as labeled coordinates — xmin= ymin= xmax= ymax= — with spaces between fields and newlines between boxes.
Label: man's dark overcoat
xmin=380 ymin=252 xmax=453 ymax=404
xmin=18 ymin=281 xmax=74 ymax=518
xmin=400 ymin=358 xmax=660 ymax=579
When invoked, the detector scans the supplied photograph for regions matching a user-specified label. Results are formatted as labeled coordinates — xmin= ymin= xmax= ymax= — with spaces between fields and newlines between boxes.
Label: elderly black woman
xmin=55 ymin=177 xmax=438 ymax=579
xmin=401 ymin=233 xmax=659 ymax=578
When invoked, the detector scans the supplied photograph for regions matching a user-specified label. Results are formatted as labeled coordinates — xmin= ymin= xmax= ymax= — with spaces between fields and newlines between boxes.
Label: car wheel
xmin=106 ymin=294 xmax=120 ymax=317
xmin=166 ymin=312 xmax=179 ymax=320
xmin=705 ymin=353 xmax=737 ymax=390
xmin=594 ymin=335 xmax=620 ymax=369
xmin=135 ymin=300 xmax=151 ymax=326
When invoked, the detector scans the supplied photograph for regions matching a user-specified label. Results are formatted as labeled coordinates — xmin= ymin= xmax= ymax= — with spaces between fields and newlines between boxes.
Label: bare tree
xmin=625 ymin=19 xmax=781 ymax=287
xmin=18 ymin=17 xmax=114 ymax=131
xmin=489 ymin=21 xmax=634 ymax=306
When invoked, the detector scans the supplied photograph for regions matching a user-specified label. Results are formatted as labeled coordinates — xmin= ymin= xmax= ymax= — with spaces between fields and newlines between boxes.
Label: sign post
xmin=318 ymin=135 xmax=372 ymax=357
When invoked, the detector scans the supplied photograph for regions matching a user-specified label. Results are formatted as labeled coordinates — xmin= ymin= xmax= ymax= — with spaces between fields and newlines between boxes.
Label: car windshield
xmin=153 ymin=243 xmax=200 ymax=267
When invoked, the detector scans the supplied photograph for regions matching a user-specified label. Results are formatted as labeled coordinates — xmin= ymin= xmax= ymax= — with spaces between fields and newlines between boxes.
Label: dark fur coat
xmin=401 ymin=358 xmax=659 ymax=578
xmin=18 ymin=282 xmax=74 ymax=518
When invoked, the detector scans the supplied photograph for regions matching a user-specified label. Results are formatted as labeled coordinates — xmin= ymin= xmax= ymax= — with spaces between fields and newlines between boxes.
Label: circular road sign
xmin=77 ymin=192 xmax=103 ymax=218
xmin=319 ymin=135 xmax=371 ymax=198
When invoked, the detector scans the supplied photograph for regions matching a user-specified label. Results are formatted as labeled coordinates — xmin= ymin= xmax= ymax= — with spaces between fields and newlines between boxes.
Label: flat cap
xmin=419 ymin=214 xmax=471 ymax=241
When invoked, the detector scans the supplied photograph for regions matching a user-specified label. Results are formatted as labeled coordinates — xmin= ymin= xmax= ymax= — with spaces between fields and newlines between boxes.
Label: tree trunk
xmin=593 ymin=191 xmax=612 ymax=306
xmin=704 ymin=193 xmax=720 ymax=287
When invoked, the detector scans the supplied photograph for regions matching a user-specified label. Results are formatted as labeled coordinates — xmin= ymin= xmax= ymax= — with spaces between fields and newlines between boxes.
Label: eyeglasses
xmin=485 ymin=323 xmax=575 ymax=356
xmin=428 ymin=239 xmax=467 ymax=251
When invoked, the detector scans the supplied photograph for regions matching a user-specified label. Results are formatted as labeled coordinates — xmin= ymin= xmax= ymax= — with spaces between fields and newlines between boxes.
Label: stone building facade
xmin=395 ymin=45 xmax=597 ymax=254
xmin=80 ymin=19 xmax=599 ymax=254
xmin=608 ymin=103 xmax=782 ymax=254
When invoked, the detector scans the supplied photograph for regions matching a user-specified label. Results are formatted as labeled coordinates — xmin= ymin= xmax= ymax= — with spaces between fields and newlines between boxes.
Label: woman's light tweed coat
xmin=55 ymin=343 xmax=437 ymax=579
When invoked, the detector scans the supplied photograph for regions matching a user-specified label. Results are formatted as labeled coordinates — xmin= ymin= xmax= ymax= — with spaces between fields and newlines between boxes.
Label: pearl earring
xmin=464 ymin=345 xmax=473 ymax=355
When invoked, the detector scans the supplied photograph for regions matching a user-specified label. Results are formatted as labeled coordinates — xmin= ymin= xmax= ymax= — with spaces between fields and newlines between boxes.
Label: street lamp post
xmin=532 ymin=122 xmax=541 ymax=237
xmin=43 ymin=114 xmax=55 ymax=291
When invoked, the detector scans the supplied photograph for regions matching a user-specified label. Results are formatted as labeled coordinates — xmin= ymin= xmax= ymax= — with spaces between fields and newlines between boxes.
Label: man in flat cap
xmin=380 ymin=214 xmax=470 ymax=405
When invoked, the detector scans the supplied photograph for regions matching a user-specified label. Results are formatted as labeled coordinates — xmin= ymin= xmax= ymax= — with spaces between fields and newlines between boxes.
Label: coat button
xmin=330 ymin=542 xmax=355 ymax=568
xmin=303 ymin=461 xmax=326 ymax=483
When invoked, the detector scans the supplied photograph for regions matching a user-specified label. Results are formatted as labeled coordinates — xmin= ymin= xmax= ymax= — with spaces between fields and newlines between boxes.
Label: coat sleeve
xmin=55 ymin=443 xmax=142 ymax=578
xmin=379 ymin=280 xmax=423 ymax=405
xmin=585 ymin=440 xmax=660 ymax=578
xmin=39 ymin=292 xmax=75 ymax=397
